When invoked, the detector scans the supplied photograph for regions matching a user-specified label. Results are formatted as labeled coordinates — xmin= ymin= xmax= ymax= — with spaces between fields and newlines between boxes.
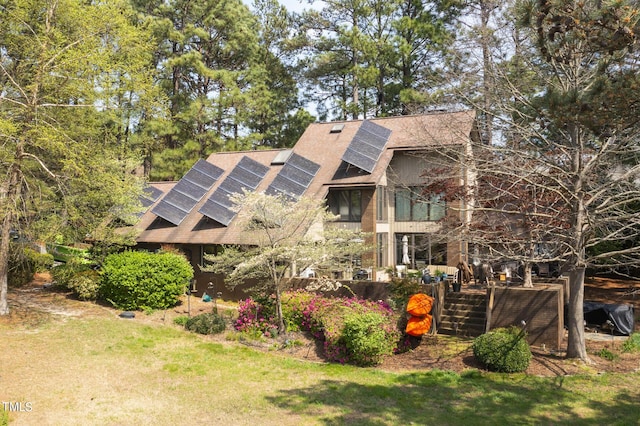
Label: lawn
xmin=2 ymin=313 xmax=639 ymax=425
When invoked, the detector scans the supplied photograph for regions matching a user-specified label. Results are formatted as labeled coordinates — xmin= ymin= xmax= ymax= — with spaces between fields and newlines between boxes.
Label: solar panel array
xmin=140 ymin=186 xmax=164 ymax=209
xmin=266 ymin=153 xmax=320 ymax=199
xmin=199 ymin=156 xmax=270 ymax=226
xmin=151 ymin=159 xmax=224 ymax=225
xmin=341 ymin=120 xmax=391 ymax=173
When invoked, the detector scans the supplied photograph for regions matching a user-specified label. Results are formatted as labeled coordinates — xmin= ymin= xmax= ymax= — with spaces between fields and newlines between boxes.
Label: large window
xmin=395 ymin=234 xmax=447 ymax=268
xmin=328 ymin=189 xmax=362 ymax=221
xmin=395 ymin=187 xmax=445 ymax=221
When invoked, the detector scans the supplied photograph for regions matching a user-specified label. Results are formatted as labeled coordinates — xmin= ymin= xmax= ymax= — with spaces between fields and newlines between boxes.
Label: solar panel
xmin=341 ymin=120 xmax=391 ymax=173
xmin=140 ymin=186 xmax=164 ymax=208
xmin=198 ymin=156 xmax=270 ymax=226
xmin=266 ymin=153 xmax=320 ymax=198
xmin=151 ymin=159 xmax=224 ymax=225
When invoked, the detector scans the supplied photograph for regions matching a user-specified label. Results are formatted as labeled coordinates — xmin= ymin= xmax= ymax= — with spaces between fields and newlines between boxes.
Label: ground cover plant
xmin=2 ymin=286 xmax=640 ymax=425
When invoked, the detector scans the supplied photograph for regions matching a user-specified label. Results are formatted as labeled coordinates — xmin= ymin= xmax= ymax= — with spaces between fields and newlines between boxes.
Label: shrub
xmin=386 ymin=277 xmax=423 ymax=312
xmin=234 ymin=298 xmax=278 ymax=337
xmin=622 ymin=333 xmax=640 ymax=353
xmin=185 ymin=313 xmax=226 ymax=335
xmin=281 ymin=290 xmax=316 ymax=332
xmin=173 ymin=315 xmax=189 ymax=326
xmin=342 ymin=312 xmax=398 ymax=366
xmin=51 ymin=257 xmax=93 ymax=289
xmin=99 ymin=250 xmax=192 ymax=310
xmin=25 ymin=248 xmax=55 ymax=273
xmin=67 ymin=270 xmax=100 ymax=300
xmin=8 ymin=244 xmax=35 ymax=287
xmin=473 ymin=326 xmax=532 ymax=373
xmin=281 ymin=290 xmax=400 ymax=365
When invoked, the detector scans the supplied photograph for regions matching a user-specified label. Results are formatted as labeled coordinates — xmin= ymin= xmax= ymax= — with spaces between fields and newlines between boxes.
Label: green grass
xmin=1 ymin=317 xmax=639 ymax=425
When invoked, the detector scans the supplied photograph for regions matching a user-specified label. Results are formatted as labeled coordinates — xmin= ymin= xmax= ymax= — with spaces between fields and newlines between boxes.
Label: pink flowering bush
xmin=282 ymin=291 xmax=401 ymax=366
xmin=235 ymin=290 xmax=402 ymax=365
xmin=234 ymin=298 xmax=277 ymax=337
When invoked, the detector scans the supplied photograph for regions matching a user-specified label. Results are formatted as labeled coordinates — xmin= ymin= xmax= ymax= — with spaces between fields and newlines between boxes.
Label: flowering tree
xmin=202 ymin=191 xmax=369 ymax=335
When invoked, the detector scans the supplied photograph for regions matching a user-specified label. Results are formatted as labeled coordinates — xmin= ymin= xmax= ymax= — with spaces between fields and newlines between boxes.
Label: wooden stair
xmin=437 ymin=292 xmax=487 ymax=337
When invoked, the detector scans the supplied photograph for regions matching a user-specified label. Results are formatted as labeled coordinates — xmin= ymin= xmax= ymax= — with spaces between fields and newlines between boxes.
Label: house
xmin=133 ymin=110 xmax=478 ymax=294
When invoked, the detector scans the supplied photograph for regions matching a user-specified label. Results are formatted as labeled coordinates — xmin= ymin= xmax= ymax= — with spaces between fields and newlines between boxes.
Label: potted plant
xmin=434 ymin=269 xmax=444 ymax=282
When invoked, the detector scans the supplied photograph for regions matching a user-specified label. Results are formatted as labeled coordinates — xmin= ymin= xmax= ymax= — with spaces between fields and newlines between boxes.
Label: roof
xmin=134 ymin=110 xmax=476 ymax=245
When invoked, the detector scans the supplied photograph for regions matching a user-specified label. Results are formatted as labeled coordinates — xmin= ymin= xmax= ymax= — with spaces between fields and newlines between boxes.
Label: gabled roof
xmin=134 ymin=110 xmax=476 ymax=245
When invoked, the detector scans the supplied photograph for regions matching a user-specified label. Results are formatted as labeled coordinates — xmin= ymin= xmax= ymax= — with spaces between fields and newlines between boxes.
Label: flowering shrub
xmin=282 ymin=291 xmax=401 ymax=366
xmin=234 ymin=298 xmax=278 ymax=337
xmin=280 ymin=290 xmax=316 ymax=332
xmin=235 ymin=291 xmax=402 ymax=365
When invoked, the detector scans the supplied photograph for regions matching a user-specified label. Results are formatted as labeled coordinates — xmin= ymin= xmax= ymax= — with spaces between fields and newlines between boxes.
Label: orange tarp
xmin=405 ymin=314 xmax=433 ymax=336
xmin=406 ymin=293 xmax=434 ymax=317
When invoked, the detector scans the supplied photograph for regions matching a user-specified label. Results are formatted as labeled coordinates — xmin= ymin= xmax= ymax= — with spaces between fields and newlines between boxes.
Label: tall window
xmin=376 ymin=186 xmax=387 ymax=221
xmin=376 ymin=233 xmax=388 ymax=267
xmin=328 ymin=189 xmax=362 ymax=221
xmin=395 ymin=187 xmax=445 ymax=221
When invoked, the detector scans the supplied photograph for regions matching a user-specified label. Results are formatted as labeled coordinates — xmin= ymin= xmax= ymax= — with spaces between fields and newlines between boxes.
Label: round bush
xmin=67 ymin=270 xmax=100 ymax=300
xmin=342 ymin=312 xmax=398 ymax=367
xmin=472 ymin=326 xmax=532 ymax=373
xmin=185 ymin=313 xmax=226 ymax=335
xmin=99 ymin=250 xmax=193 ymax=310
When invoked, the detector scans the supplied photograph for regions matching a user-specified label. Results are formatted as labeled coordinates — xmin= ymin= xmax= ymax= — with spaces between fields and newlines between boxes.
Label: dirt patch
xmin=2 ymin=274 xmax=639 ymax=377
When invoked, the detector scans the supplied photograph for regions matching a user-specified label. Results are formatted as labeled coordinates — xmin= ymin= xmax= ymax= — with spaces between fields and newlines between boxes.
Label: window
xmin=376 ymin=186 xmax=387 ymax=221
xmin=395 ymin=234 xmax=447 ymax=268
xmin=394 ymin=187 xmax=445 ymax=221
xmin=328 ymin=189 xmax=362 ymax=221
xmin=376 ymin=233 xmax=388 ymax=267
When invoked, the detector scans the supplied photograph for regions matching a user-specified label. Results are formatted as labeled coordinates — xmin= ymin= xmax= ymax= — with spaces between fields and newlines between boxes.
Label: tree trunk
xmin=0 ymin=161 xmax=22 ymax=316
xmin=522 ymin=262 xmax=533 ymax=287
xmin=0 ymin=217 xmax=10 ymax=315
xmin=566 ymin=266 xmax=590 ymax=362
xmin=274 ymin=284 xmax=285 ymax=335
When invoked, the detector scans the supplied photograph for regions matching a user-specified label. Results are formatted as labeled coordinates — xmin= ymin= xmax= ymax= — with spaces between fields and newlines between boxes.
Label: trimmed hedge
xmin=473 ymin=326 xmax=532 ymax=373
xmin=99 ymin=250 xmax=193 ymax=310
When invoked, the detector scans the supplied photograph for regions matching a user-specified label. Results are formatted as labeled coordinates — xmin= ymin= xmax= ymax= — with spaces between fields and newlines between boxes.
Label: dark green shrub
xmin=622 ymin=333 xmax=640 ymax=353
xmin=185 ymin=313 xmax=226 ymax=335
xmin=67 ymin=270 xmax=100 ymax=300
xmin=342 ymin=312 xmax=398 ymax=366
xmin=473 ymin=326 xmax=532 ymax=373
xmin=99 ymin=250 xmax=193 ymax=310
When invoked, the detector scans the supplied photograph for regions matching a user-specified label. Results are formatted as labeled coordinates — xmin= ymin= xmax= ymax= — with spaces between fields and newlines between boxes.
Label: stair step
xmin=437 ymin=292 xmax=487 ymax=337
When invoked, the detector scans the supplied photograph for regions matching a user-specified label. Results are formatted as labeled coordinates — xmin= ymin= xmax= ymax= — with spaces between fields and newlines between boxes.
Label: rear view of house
xmin=133 ymin=110 xmax=478 ymax=291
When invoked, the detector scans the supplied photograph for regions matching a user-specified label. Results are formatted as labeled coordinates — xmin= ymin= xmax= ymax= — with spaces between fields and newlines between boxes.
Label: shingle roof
xmin=134 ymin=110 xmax=476 ymax=245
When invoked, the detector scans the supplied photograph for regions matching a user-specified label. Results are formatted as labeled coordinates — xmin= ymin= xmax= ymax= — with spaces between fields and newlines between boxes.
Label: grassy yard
xmin=2 ymin=314 xmax=639 ymax=426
